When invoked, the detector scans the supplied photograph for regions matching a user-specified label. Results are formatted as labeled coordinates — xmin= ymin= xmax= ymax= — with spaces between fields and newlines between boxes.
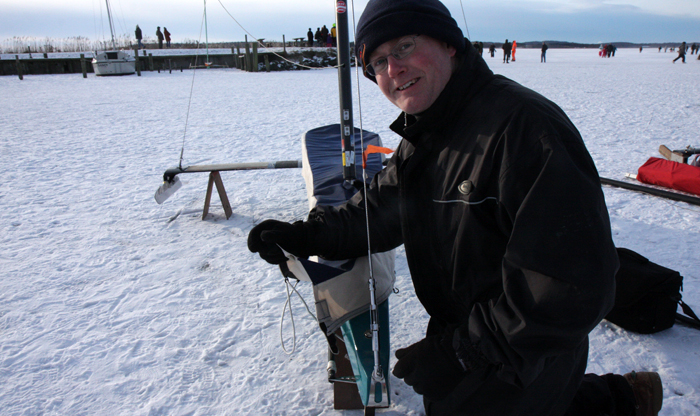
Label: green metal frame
xmin=340 ymin=299 xmax=391 ymax=407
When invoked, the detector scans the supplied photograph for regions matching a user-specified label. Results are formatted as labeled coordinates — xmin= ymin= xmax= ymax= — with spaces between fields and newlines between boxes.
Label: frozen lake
xmin=1 ymin=47 xmax=699 ymax=415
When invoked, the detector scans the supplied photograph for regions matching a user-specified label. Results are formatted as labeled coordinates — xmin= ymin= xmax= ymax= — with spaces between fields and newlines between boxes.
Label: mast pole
xmin=204 ymin=0 xmax=210 ymax=64
xmin=335 ymin=0 xmax=355 ymax=184
xmin=335 ymin=0 xmax=388 ymax=408
xmin=105 ymin=0 xmax=117 ymax=50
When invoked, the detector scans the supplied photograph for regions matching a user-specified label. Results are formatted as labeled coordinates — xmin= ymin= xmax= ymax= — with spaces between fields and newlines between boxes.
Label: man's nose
xmin=385 ymin=55 xmax=407 ymax=77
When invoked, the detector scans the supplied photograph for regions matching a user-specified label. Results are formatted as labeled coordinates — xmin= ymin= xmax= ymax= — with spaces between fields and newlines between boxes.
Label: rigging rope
xmin=214 ymin=0 xmax=340 ymax=70
xmin=349 ymin=0 xmax=388 ymax=389
xmin=349 ymin=0 xmax=372 ymax=269
xmin=459 ymin=0 xmax=471 ymax=39
xmin=114 ymin=0 xmax=129 ymax=41
xmin=177 ymin=6 xmax=207 ymax=169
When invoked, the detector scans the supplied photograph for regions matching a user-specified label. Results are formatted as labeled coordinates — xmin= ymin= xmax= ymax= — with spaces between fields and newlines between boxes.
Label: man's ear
xmin=444 ymin=42 xmax=457 ymax=58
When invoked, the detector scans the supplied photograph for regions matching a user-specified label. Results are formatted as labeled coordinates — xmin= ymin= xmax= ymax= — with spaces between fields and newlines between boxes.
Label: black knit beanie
xmin=355 ymin=0 xmax=466 ymax=82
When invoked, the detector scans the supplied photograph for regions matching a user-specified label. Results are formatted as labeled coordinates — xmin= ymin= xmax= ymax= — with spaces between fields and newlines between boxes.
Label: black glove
xmin=247 ymin=219 xmax=320 ymax=264
xmin=392 ymin=332 xmax=485 ymax=402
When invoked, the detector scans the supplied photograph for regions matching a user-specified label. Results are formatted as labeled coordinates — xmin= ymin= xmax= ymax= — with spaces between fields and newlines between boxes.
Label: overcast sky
xmin=2 ymin=0 xmax=699 ymax=44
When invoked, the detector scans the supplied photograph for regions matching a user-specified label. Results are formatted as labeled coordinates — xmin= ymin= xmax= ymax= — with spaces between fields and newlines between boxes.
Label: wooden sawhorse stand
xmin=202 ymin=171 xmax=233 ymax=220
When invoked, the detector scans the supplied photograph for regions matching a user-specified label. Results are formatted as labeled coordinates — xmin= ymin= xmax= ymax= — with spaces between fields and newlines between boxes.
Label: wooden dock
xmin=1 ymin=46 xmax=342 ymax=78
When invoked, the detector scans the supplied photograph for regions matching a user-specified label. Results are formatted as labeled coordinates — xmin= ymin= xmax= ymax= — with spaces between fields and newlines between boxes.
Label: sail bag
xmin=637 ymin=157 xmax=700 ymax=196
xmin=295 ymin=124 xmax=395 ymax=334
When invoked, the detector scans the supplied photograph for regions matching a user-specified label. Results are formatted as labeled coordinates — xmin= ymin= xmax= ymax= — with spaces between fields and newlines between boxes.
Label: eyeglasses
xmin=365 ymin=35 xmax=419 ymax=77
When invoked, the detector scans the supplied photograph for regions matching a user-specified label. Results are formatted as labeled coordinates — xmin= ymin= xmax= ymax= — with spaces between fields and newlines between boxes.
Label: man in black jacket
xmin=248 ymin=0 xmax=663 ymax=415
xmin=673 ymin=42 xmax=687 ymax=63
xmin=135 ymin=25 xmax=143 ymax=49
xmin=502 ymin=38 xmax=512 ymax=63
xmin=156 ymin=26 xmax=164 ymax=49
xmin=541 ymin=41 xmax=549 ymax=63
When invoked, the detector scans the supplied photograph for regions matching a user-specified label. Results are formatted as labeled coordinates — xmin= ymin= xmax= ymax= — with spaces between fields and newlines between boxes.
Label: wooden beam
xmin=162 ymin=160 xmax=302 ymax=182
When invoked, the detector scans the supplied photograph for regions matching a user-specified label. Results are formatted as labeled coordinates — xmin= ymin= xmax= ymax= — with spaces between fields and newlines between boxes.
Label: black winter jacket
xmin=310 ymin=44 xmax=618 ymax=415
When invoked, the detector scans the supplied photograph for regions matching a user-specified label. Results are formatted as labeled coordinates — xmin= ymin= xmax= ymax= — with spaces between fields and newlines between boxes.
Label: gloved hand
xmin=247 ymin=219 xmax=320 ymax=264
xmin=392 ymin=333 xmax=483 ymax=402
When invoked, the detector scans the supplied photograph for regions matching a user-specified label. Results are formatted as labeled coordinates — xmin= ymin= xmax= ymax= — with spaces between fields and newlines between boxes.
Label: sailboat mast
xmin=335 ymin=0 xmax=389 ymax=408
xmin=204 ymin=0 xmax=210 ymax=64
xmin=335 ymin=0 xmax=355 ymax=183
xmin=105 ymin=0 xmax=117 ymax=50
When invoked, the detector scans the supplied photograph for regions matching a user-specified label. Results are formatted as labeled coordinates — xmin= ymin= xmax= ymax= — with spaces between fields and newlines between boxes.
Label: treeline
xmin=1 ymin=35 xmax=131 ymax=54
xmin=0 ymin=35 xmax=213 ymax=54
xmin=479 ymin=40 xmax=692 ymax=48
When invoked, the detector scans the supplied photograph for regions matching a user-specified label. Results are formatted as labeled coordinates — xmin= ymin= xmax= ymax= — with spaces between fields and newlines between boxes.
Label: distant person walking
xmin=307 ymin=28 xmax=314 ymax=47
xmin=156 ymin=26 xmax=164 ymax=49
xmin=511 ymin=39 xmax=517 ymax=61
xmin=135 ymin=25 xmax=143 ymax=49
xmin=502 ymin=39 xmax=512 ymax=63
xmin=489 ymin=43 xmax=495 ymax=57
xmin=330 ymin=23 xmax=337 ymax=47
xmin=541 ymin=41 xmax=548 ymax=63
xmin=164 ymin=27 xmax=171 ymax=48
xmin=673 ymin=42 xmax=687 ymax=63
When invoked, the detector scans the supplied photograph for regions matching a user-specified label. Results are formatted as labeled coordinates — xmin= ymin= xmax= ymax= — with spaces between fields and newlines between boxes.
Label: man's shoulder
xmin=464 ymin=75 xmax=574 ymax=134
xmin=476 ymin=76 xmax=547 ymax=109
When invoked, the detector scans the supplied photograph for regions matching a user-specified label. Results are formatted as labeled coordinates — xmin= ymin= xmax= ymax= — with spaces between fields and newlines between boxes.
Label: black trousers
xmin=425 ymin=373 xmax=636 ymax=416
xmin=421 ymin=320 xmax=636 ymax=416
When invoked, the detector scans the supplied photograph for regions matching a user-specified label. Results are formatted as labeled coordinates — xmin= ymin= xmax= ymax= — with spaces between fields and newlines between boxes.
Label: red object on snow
xmin=637 ymin=157 xmax=700 ymax=196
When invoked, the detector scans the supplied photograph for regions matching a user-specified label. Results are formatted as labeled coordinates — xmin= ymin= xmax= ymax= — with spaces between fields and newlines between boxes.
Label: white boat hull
xmin=92 ymin=51 xmax=136 ymax=76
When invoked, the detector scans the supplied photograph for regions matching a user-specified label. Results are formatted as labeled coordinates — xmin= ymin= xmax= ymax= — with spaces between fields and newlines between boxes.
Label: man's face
xmin=370 ymin=35 xmax=456 ymax=115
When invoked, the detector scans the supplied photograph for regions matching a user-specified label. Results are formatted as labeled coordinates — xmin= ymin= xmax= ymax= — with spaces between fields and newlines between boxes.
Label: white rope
xmin=177 ymin=7 xmax=207 ymax=169
xmin=279 ymin=276 xmax=317 ymax=355
xmin=215 ymin=0 xmax=339 ymax=70
xmin=459 ymin=0 xmax=471 ymax=39
xmin=349 ymin=0 xmax=387 ymax=388
xmin=350 ymin=0 xmax=372 ymax=263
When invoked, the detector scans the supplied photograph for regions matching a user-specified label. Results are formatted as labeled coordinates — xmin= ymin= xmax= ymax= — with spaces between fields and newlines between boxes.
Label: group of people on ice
xmin=479 ymin=40 xmax=548 ymax=63
xmin=309 ymin=25 xmax=337 ymax=47
xmin=502 ymin=39 xmax=516 ymax=62
xmin=250 ymin=0 xmax=665 ymax=415
xmin=134 ymin=25 xmax=171 ymax=49
xmin=600 ymin=43 xmax=617 ymax=57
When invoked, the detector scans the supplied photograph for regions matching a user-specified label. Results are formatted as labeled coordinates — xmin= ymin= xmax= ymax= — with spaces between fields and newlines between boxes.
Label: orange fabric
xmin=362 ymin=145 xmax=394 ymax=168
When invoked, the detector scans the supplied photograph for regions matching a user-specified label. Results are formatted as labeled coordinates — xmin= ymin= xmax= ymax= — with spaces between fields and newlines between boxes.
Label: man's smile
xmin=398 ymin=78 xmax=419 ymax=91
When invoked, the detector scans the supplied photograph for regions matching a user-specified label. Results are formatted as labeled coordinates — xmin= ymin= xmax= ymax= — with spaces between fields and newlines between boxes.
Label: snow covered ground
xmin=1 ymin=47 xmax=699 ymax=415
